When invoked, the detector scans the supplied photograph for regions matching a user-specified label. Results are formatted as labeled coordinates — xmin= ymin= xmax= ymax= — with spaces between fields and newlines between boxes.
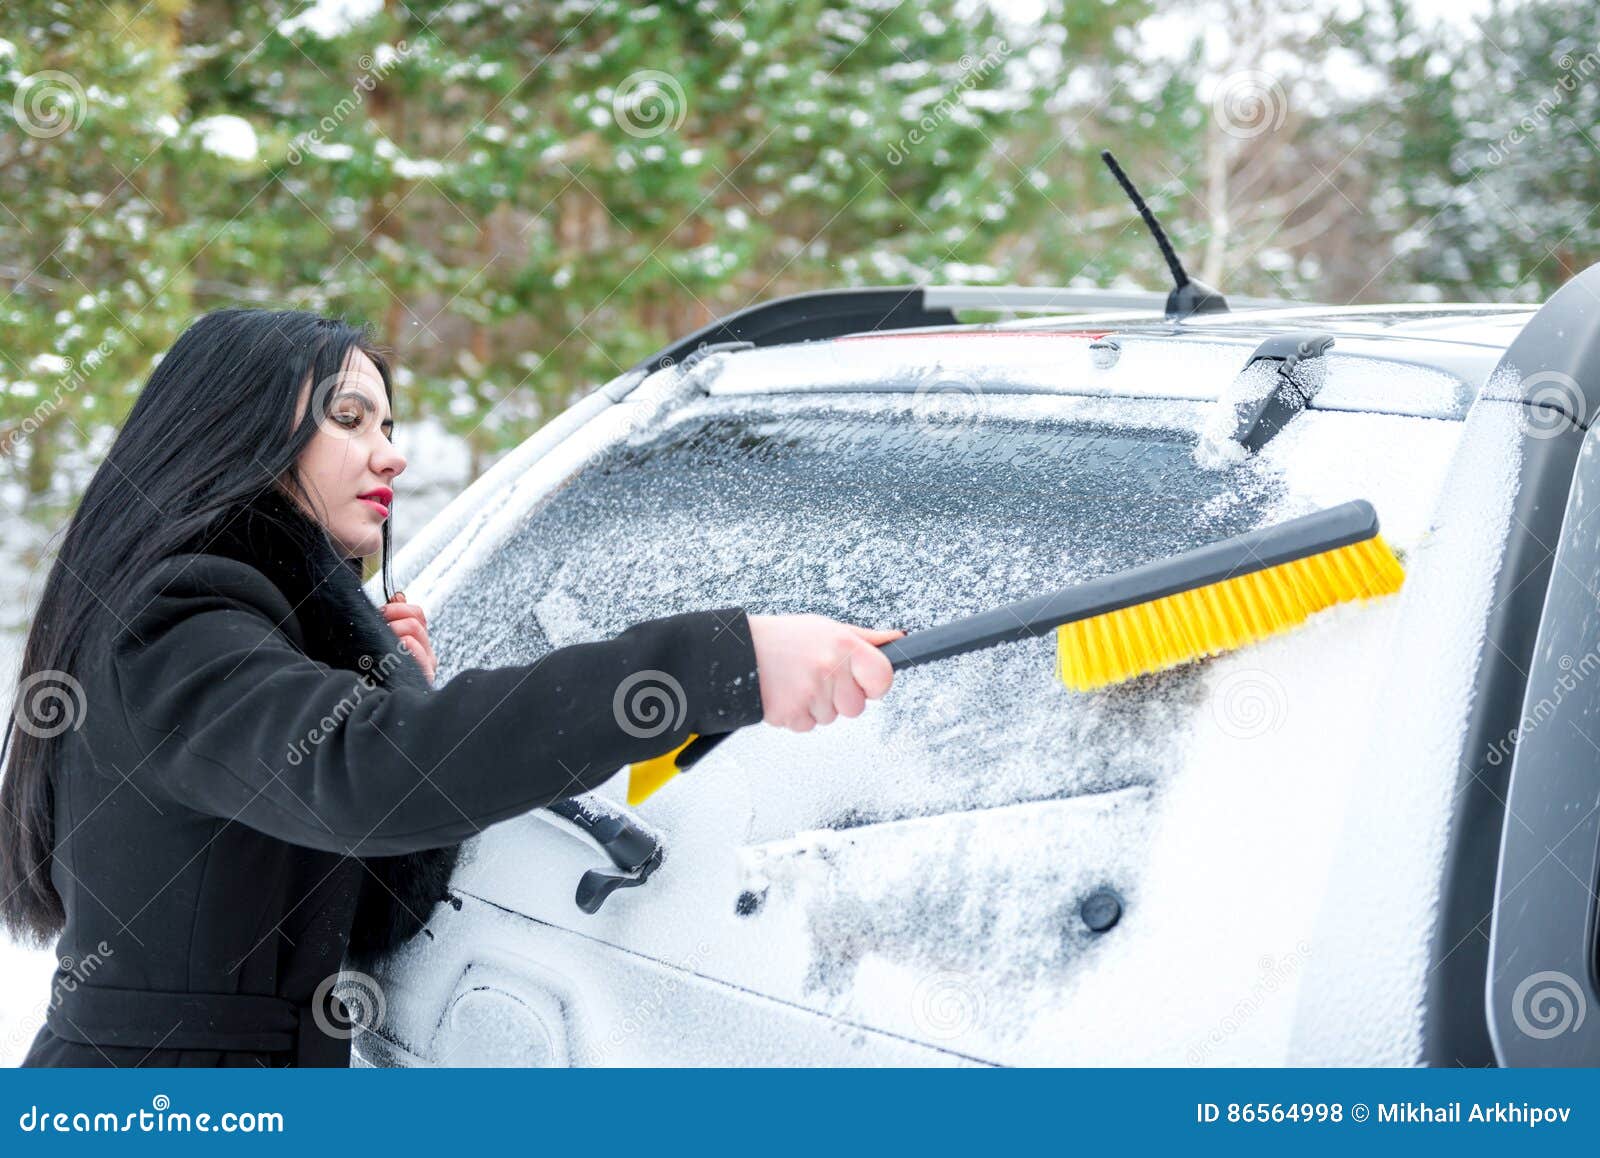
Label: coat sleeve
xmin=112 ymin=555 xmax=764 ymax=856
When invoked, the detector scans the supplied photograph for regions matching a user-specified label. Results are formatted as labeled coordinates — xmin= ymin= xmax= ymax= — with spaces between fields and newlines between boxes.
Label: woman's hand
xmin=747 ymin=614 xmax=904 ymax=732
xmin=381 ymin=590 xmax=437 ymax=683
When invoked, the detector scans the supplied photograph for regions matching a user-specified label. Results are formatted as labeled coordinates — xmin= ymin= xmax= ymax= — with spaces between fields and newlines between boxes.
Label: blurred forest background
xmin=1 ymin=0 xmax=1598 ymax=526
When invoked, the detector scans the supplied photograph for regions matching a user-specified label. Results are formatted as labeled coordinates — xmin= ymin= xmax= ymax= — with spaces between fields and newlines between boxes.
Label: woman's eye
xmin=333 ymin=410 xmax=361 ymax=429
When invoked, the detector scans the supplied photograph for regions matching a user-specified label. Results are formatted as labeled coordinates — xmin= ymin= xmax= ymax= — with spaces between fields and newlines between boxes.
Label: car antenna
xmin=1100 ymin=149 xmax=1228 ymax=321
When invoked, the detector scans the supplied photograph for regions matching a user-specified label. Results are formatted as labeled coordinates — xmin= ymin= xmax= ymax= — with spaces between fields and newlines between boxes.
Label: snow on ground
xmin=0 ymin=416 xmax=473 ymax=1066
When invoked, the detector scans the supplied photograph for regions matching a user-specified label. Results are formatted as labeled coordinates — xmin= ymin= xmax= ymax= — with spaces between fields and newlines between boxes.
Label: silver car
xmin=350 ymin=277 xmax=1600 ymax=1066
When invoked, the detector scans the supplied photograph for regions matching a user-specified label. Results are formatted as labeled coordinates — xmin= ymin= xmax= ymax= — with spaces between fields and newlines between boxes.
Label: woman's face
xmin=290 ymin=350 xmax=406 ymax=559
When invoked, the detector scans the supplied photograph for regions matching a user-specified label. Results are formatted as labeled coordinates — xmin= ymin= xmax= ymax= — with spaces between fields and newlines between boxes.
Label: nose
xmin=372 ymin=437 xmax=406 ymax=480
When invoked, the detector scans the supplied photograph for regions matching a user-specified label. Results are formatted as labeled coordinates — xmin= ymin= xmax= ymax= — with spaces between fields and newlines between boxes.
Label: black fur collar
xmin=202 ymin=487 xmax=462 ymax=960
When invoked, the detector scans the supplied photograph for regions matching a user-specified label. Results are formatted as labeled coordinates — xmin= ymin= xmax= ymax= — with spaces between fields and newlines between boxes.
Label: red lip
xmin=358 ymin=487 xmax=392 ymax=518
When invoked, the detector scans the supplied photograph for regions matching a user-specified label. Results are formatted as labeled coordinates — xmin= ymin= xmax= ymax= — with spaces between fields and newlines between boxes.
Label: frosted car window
xmin=432 ymin=399 xmax=1284 ymax=823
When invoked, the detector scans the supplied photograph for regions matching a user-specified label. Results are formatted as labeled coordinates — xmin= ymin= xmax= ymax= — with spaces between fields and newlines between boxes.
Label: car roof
xmin=1009 ymin=302 xmax=1535 ymax=344
xmin=860 ymin=302 xmax=1536 ymax=381
xmin=386 ymin=294 xmax=1536 ymax=605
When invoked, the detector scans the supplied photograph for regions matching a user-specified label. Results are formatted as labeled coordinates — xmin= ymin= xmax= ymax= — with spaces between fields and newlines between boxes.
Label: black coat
xmin=20 ymin=487 xmax=762 ymax=1066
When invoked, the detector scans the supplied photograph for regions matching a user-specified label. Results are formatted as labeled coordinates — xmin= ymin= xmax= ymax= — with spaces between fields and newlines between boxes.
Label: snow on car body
xmin=353 ymin=283 xmax=1595 ymax=1066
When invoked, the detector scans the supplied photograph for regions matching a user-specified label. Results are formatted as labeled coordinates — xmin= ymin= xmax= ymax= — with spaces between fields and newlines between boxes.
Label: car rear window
xmin=439 ymin=396 xmax=1295 ymax=814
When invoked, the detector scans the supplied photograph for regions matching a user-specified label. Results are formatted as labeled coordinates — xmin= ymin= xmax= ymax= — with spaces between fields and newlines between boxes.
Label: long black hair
xmin=0 ymin=308 xmax=397 ymax=945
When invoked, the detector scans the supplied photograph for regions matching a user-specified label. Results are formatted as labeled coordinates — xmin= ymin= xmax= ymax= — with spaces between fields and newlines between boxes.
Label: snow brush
xmin=627 ymin=499 xmax=1403 ymax=805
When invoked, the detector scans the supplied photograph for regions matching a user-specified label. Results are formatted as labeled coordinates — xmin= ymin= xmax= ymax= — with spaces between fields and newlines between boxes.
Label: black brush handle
xmin=673 ymin=500 xmax=1377 ymax=771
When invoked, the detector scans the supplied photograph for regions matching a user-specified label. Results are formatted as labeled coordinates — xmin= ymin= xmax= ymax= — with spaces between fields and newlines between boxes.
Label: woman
xmin=1 ymin=309 xmax=900 ymax=1067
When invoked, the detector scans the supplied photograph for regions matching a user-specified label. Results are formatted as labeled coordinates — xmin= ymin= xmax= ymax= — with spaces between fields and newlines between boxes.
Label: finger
xmin=809 ymin=695 xmax=838 ymax=726
xmin=397 ymin=633 xmax=434 ymax=665
xmin=847 ymin=639 xmax=895 ymax=698
xmin=380 ymin=602 xmax=425 ymax=620
xmin=844 ymin=624 xmax=906 ymax=645
xmin=788 ymin=711 xmax=817 ymax=733
xmin=387 ymin=618 xmax=425 ymax=642
xmin=833 ymin=679 xmax=867 ymax=719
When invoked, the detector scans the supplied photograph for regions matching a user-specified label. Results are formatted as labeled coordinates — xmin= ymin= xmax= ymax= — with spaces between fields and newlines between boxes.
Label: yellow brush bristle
xmin=1055 ymin=535 xmax=1405 ymax=691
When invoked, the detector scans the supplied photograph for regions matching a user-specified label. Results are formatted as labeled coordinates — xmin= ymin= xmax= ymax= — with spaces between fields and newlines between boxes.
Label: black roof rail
xmin=630 ymin=287 xmax=959 ymax=376
xmin=630 ymin=284 xmax=1314 ymax=379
